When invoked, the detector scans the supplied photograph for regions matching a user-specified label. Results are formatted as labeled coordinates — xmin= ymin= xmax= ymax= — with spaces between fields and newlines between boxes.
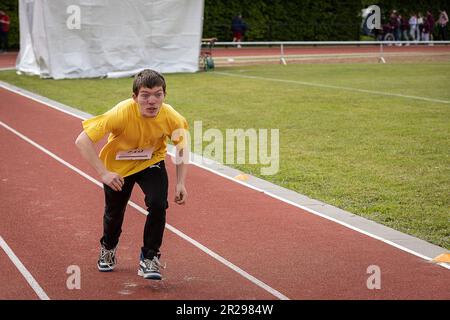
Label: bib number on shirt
xmin=116 ymin=148 xmax=153 ymax=160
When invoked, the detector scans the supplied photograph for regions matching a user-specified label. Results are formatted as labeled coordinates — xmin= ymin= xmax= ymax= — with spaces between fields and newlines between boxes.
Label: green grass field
xmin=1 ymin=62 xmax=449 ymax=249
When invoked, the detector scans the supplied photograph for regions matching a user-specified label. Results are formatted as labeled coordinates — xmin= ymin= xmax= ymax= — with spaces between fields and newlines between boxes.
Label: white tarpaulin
xmin=16 ymin=0 xmax=204 ymax=79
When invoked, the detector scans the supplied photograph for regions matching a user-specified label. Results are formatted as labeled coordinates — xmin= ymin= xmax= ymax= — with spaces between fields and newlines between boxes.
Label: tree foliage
xmin=1 ymin=0 xmax=19 ymax=49
xmin=203 ymin=0 xmax=362 ymax=41
xmin=1 ymin=0 xmax=449 ymax=50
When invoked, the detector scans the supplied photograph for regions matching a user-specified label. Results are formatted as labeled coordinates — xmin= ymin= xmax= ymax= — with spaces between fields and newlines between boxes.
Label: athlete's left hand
xmin=175 ymin=184 xmax=187 ymax=205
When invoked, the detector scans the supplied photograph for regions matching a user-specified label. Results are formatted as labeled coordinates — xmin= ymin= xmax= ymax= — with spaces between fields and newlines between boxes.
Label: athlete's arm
xmin=174 ymin=148 xmax=188 ymax=205
xmin=75 ymin=131 xmax=124 ymax=191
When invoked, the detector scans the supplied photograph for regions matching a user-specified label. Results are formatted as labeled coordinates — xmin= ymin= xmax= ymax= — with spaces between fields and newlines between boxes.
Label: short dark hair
xmin=133 ymin=69 xmax=166 ymax=96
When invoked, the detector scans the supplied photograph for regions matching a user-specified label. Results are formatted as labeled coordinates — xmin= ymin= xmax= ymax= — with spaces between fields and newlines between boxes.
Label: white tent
xmin=16 ymin=0 xmax=204 ymax=79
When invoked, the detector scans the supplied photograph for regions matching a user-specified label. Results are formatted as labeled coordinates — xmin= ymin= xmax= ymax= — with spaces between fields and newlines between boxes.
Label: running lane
xmin=0 ymin=242 xmax=40 ymax=300
xmin=0 ymin=87 xmax=449 ymax=299
xmin=206 ymin=45 xmax=450 ymax=57
xmin=0 ymin=52 xmax=17 ymax=69
xmin=0 ymin=90 xmax=276 ymax=299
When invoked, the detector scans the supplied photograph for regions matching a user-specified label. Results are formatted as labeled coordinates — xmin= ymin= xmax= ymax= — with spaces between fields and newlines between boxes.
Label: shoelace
xmin=144 ymin=257 xmax=166 ymax=272
xmin=100 ymin=247 xmax=116 ymax=265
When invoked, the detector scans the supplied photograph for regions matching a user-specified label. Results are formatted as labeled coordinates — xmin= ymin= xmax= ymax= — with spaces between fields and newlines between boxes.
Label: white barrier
xmin=201 ymin=40 xmax=450 ymax=65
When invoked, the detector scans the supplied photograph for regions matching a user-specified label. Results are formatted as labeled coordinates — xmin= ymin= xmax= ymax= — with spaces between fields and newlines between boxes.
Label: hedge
xmin=203 ymin=0 xmax=362 ymax=41
xmin=1 ymin=0 xmax=448 ymax=50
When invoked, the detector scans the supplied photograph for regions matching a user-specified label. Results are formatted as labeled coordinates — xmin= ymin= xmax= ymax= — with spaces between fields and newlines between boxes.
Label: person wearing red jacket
xmin=426 ymin=11 xmax=435 ymax=38
xmin=400 ymin=14 xmax=410 ymax=41
xmin=0 ymin=10 xmax=10 ymax=53
xmin=422 ymin=19 xmax=431 ymax=42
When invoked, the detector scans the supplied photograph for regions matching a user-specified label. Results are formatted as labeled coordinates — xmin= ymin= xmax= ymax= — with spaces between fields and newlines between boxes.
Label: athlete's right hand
xmin=101 ymin=171 xmax=124 ymax=192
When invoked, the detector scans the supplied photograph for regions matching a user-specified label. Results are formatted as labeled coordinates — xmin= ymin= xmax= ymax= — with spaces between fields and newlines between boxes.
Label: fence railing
xmin=200 ymin=40 xmax=450 ymax=65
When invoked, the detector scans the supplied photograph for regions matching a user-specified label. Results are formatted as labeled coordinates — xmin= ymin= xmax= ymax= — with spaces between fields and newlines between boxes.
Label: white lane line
xmin=0 ymin=120 xmax=290 ymax=300
xmin=127 ymin=202 xmax=288 ymax=298
xmin=0 ymin=83 xmax=87 ymax=120
xmin=0 ymin=235 xmax=50 ymax=300
xmin=214 ymin=71 xmax=450 ymax=105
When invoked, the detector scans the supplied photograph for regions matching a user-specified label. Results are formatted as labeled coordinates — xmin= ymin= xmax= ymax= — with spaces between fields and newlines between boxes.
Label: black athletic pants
xmin=101 ymin=161 xmax=168 ymax=259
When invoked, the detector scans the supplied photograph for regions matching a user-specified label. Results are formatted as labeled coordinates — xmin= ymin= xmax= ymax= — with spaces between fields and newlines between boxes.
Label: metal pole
xmin=379 ymin=43 xmax=385 ymax=63
xmin=280 ymin=43 xmax=287 ymax=65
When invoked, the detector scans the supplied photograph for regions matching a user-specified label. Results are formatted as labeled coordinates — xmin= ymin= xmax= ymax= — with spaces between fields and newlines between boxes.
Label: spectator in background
xmin=426 ymin=11 xmax=435 ymax=40
xmin=409 ymin=12 xmax=418 ymax=41
xmin=400 ymin=14 xmax=410 ymax=41
xmin=0 ymin=10 xmax=10 ymax=53
xmin=437 ymin=9 xmax=449 ymax=40
xmin=421 ymin=17 xmax=431 ymax=42
xmin=390 ymin=10 xmax=401 ymax=41
xmin=417 ymin=12 xmax=424 ymax=41
xmin=231 ymin=13 xmax=248 ymax=48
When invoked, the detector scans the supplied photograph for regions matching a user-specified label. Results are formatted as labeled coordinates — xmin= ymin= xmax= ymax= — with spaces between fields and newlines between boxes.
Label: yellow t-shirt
xmin=82 ymin=98 xmax=188 ymax=177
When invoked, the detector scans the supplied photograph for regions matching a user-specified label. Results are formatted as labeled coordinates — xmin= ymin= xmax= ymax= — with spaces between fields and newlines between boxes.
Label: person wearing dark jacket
xmin=0 ymin=10 xmax=10 ymax=53
xmin=437 ymin=9 xmax=449 ymax=40
xmin=390 ymin=10 xmax=401 ymax=41
xmin=426 ymin=11 xmax=435 ymax=39
xmin=422 ymin=19 xmax=431 ymax=41
xmin=231 ymin=14 xmax=248 ymax=48
xmin=400 ymin=14 xmax=410 ymax=41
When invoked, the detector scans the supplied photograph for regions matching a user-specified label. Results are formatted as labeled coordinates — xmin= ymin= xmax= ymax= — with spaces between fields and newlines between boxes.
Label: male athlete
xmin=75 ymin=69 xmax=189 ymax=280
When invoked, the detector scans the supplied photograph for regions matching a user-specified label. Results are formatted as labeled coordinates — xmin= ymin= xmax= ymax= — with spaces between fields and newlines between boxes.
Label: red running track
xmin=3 ymin=45 xmax=450 ymax=70
xmin=202 ymin=45 xmax=450 ymax=57
xmin=0 ymin=86 xmax=449 ymax=300
xmin=0 ymin=52 xmax=17 ymax=69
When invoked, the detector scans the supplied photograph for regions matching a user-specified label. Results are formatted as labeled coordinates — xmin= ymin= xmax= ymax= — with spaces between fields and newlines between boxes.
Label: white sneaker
xmin=138 ymin=254 xmax=165 ymax=280
xmin=97 ymin=244 xmax=117 ymax=272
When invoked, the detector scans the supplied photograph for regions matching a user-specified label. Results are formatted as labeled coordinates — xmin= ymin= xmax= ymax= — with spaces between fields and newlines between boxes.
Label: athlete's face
xmin=133 ymin=86 xmax=165 ymax=118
